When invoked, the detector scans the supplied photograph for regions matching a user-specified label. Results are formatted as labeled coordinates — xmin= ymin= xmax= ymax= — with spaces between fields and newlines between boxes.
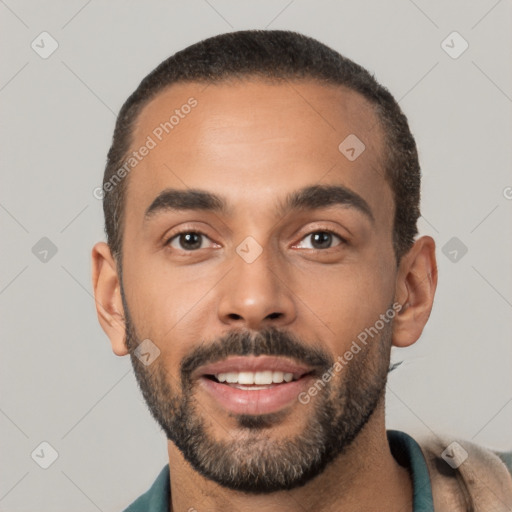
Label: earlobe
xmin=392 ymin=236 xmax=438 ymax=348
xmin=91 ymin=242 xmax=129 ymax=356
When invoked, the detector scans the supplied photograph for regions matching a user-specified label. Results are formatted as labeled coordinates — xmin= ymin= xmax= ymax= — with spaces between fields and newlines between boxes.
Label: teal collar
xmin=387 ymin=430 xmax=434 ymax=511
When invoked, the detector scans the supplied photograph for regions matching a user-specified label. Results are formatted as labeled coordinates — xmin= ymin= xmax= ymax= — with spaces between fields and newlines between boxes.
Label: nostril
xmin=266 ymin=312 xmax=282 ymax=320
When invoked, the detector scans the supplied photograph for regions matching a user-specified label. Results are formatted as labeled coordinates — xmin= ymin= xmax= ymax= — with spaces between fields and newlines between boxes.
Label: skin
xmin=92 ymin=79 xmax=437 ymax=512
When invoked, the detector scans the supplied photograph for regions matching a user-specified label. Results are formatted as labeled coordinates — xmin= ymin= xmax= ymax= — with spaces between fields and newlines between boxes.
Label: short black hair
xmin=102 ymin=29 xmax=420 ymax=266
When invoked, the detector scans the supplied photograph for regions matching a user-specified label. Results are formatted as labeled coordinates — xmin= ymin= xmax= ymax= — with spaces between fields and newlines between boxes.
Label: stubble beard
xmin=120 ymin=285 xmax=391 ymax=493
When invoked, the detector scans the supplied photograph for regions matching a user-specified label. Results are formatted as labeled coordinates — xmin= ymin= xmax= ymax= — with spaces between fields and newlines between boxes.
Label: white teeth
xmin=225 ymin=372 xmax=238 ymax=383
xmin=272 ymin=371 xmax=284 ymax=383
xmin=254 ymin=371 xmax=273 ymax=385
xmin=214 ymin=371 xmax=295 ymax=385
xmin=238 ymin=371 xmax=255 ymax=385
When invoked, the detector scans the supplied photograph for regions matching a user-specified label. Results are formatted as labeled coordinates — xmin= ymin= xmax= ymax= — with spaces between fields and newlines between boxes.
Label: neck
xmin=166 ymin=403 xmax=413 ymax=512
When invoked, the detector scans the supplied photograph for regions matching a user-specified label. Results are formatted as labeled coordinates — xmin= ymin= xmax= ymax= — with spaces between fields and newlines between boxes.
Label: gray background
xmin=1 ymin=1 xmax=511 ymax=510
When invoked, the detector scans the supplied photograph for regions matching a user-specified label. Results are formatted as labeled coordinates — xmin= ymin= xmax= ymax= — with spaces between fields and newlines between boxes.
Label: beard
xmin=120 ymin=282 xmax=392 ymax=494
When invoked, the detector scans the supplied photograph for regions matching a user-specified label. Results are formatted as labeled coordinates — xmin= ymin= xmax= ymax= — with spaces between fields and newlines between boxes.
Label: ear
xmin=392 ymin=236 xmax=438 ymax=348
xmin=91 ymin=242 xmax=129 ymax=356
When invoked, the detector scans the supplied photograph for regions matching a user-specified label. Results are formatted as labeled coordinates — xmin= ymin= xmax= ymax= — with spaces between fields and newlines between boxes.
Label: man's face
xmin=119 ymin=79 xmax=397 ymax=492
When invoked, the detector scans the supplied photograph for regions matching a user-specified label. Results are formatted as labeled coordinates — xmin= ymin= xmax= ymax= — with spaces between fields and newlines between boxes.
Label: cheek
xmin=123 ymin=255 xmax=219 ymax=357
xmin=124 ymin=247 xmax=200 ymax=320
xmin=291 ymin=259 xmax=395 ymax=350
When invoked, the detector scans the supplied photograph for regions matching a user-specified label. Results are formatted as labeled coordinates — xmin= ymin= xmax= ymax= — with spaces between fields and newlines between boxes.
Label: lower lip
xmin=198 ymin=375 xmax=313 ymax=415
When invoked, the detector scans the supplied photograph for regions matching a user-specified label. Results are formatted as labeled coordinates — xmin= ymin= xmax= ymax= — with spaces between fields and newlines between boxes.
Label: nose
xmin=216 ymin=245 xmax=297 ymax=331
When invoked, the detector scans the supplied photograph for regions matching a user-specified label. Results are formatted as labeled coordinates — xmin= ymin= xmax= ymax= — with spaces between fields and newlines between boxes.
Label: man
xmin=91 ymin=30 xmax=512 ymax=511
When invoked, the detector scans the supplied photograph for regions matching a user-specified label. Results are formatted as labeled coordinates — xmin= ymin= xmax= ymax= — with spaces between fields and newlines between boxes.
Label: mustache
xmin=180 ymin=326 xmax=332 ymax=381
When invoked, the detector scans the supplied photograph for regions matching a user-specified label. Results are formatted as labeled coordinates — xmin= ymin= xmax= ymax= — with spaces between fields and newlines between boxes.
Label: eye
xmin=295 ymin=230 xmax=345 ymax=250
xmin=166 ymin=231 xmax=215 ymax=251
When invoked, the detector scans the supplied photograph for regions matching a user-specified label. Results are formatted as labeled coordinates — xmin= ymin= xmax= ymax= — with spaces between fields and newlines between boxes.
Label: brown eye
xmin=168 ymin=232 xmax=210 ymax=251
xmin=296 ymin=231 xmax=344 ymax=250
xmin=311 ymin=232 xmax=333 ymax=249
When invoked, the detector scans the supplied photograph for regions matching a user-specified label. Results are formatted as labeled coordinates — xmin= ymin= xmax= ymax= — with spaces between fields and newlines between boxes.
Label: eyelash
xmin=294 ymin=229 xmax=348 ymax=250
xmin=164 ymin=229 xmax=214 ymax=251
xmin=164 ymin=228 xmax=348 ymax=251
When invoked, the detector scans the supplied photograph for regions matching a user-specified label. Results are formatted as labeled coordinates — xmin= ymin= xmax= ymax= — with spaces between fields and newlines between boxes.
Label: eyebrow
xmin=144 ymin=184 xmax=374 ymax=224
xmin=281 ymin=184 xmax=374 ymax=223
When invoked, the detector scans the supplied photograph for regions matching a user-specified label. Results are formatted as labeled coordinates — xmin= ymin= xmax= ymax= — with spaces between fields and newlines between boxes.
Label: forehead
xmin=124 ymin=79 xmax=393 ymax=231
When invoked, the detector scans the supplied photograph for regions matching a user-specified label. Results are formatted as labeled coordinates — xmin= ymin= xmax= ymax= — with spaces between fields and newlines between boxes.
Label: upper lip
xmin=193 ymin=355 xmax=314 ymax=380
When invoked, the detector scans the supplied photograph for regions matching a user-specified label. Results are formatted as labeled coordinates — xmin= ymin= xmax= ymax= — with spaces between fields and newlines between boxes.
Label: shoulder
xmin=414 ymin=432 xmax=512 ymax=510
xmin=417 ymin=433 xmax=512 ymax=477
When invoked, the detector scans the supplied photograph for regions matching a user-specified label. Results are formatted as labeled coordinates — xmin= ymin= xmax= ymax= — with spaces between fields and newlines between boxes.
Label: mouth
xmin=207 ymin=369 xmax=298 ymax=388
xmin=195 ymin=355 xmax=316 ymax=415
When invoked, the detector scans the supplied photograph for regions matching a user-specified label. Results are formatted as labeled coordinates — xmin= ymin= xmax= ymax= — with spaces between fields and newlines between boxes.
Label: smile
xmin=195 ymin=356 xmax=315 ymax=415
xmin=214 ymin=370 xmax=296 ymax=385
